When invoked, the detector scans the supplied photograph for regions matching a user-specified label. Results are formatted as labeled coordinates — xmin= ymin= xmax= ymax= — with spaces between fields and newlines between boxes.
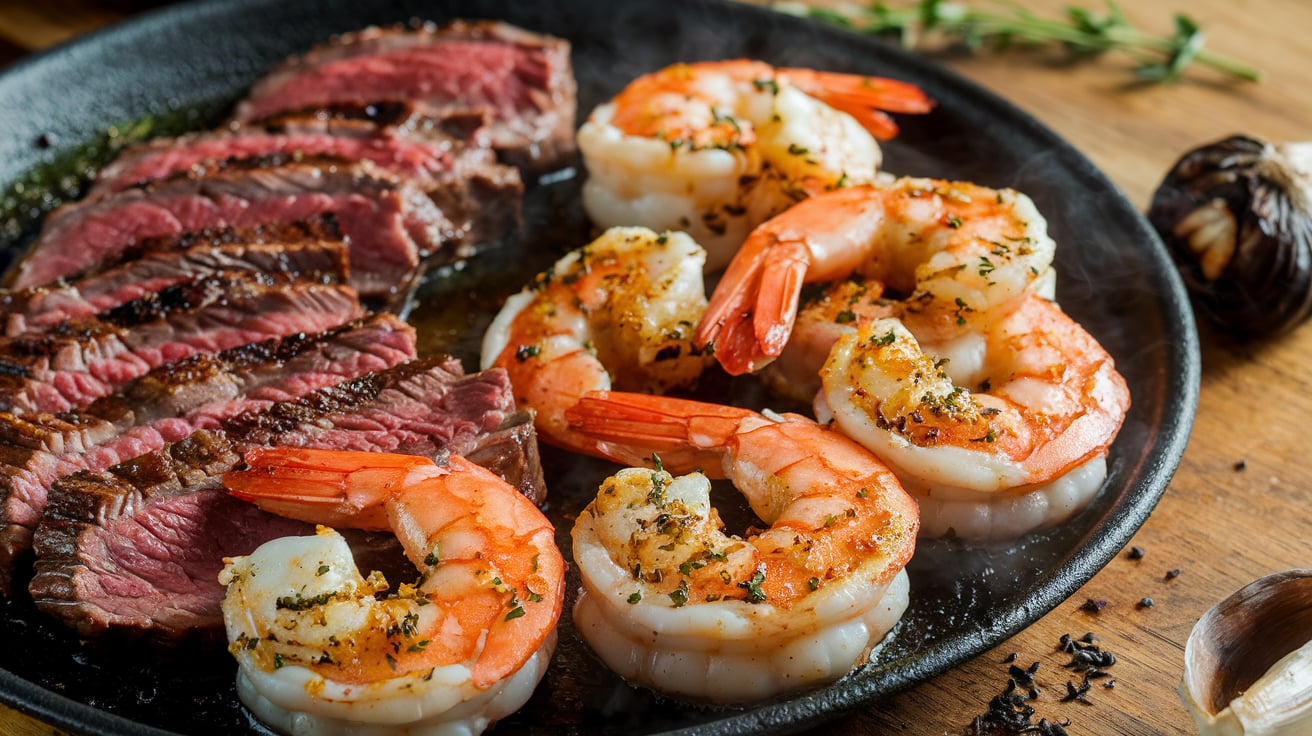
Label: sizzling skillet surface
xmin=0 ymin=0 xmax=1198 ymax=734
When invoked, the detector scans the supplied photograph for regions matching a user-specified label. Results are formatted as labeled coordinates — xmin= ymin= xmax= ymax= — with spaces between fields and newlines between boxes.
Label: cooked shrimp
xmin=696 ymin=178 xmax=1057 ymax=375
xmin=563 ymin=391 xmax=919 ymax=703
xmin=480 ymin=226 xmax=713 ymax=453
xmin=219 ymin=449 xmax=565 ymax=736
xmin=577 ymin=60 xmax=933 ymax=270
xmin=816 ymin=292 xmax=1131 ymax=541
xmin=762 ymin=267 xmax=1057 ymax=404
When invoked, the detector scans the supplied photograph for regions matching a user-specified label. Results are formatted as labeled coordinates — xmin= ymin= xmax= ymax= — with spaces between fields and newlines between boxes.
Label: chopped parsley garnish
xmin=870 ymin=329 xmax=897 ymax=347
xmin=738 ymin=568 xmax=767 ymax=603
xmin=669 ymin=580 xmax=690 ymax=608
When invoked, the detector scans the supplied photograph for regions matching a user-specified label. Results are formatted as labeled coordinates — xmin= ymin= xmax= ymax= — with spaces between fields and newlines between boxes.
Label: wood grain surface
xmin=0 ymin=1 xmax=1309 ymax=735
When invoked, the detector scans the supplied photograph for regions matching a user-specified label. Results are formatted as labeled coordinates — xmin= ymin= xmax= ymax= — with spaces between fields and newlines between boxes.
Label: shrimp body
xmin=817 ymin=293 xmax=1131 ymax=540
xmin=220 ymin=449 xmax=565 ymax=736
xmin=480 ymin=227 xmax=713 ymax=453
xmin=577 ymin=61 xmax=933 ymax=270
xmin=697 ymin=178 xmax=1056 ymax=375
xmin=564 ymin=392 xmax=918 ymax=702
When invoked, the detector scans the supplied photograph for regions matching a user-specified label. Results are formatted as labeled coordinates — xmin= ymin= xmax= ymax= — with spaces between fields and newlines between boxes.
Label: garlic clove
xmin=1180 ymin=569 xmax=1312 ymax=736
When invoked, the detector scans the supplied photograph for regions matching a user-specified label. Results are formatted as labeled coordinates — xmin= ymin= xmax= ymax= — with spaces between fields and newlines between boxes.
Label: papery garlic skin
xmin=1181 ymin=571 xmax=1312 ymax=736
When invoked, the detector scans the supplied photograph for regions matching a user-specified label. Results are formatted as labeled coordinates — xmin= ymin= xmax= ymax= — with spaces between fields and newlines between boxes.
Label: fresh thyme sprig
xmin=784 ymin=0 xmax=1262 ymax=83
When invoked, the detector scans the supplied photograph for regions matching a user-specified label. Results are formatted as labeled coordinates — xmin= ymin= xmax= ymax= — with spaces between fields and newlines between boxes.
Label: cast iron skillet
xmin=0 ymin=0 xmax=1199 ymax=734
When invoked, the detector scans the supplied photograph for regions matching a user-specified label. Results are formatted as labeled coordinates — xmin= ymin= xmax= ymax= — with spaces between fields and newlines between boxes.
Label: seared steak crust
xmin=1 ymin=239 xmax=349 ymax=337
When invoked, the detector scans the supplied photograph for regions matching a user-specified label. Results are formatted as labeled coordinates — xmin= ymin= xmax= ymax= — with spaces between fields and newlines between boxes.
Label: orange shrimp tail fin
xmin=565 ymin=391 xmax=754 ymax=476
xmin=697 ymin=232 xmax=808 ymax=375
xmin=786 ymin=71 xmax=934 ymax=140
xmin=224 ymin=448 xmax=438 ymax=530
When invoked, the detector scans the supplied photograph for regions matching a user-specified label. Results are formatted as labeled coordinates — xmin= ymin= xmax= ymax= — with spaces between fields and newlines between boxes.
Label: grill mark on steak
xmin=0 ymin=239 xmax=349 ymax=337
xmin=12 ymin=160 xmax=452 ymax=298
xmin=107 ymin=216 xmax=345 ymax=268
xmin=0 ymin=314 xmax=416 ymax=595
xmin=28 ymin=356 xmax=542 ymax=640
xmin=236 ymin=20 xmax=577 ymax=175
xmin=0 ymin=278 xmax=363 ymax=414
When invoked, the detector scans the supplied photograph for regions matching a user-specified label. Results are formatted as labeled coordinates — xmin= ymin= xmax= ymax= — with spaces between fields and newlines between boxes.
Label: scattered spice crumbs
xmin=962 ymin=632 xmax=1119 ymax=734
xmin=1078 ymin=598 xmax=1107 ymax=613
xmin=1233 ymin=458 xmax=1247 ymax=471
xmin=1137 ymin=597 xmax=1155 ymax=609
xmin=1165 ymin=568 xmax=1182 ymax=580
xmin=1126 ymin=545 xmax=1145 ymax=560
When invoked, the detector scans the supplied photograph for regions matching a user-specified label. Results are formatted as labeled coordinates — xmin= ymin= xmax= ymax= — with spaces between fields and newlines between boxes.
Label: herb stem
xmin=790 ymin=0 xmax=1262 ymax=83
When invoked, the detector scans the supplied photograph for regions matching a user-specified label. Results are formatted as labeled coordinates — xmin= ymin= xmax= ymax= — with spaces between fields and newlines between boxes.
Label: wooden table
xmin=0 ymin=0 xmax=1309 ymax=734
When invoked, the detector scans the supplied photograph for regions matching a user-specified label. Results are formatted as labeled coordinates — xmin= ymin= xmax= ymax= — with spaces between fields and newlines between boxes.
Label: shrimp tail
xmin=783 ymin=70 xmax=935 ymax=140
xmin=224 ymin=447 xmax=441 ymax=530
xmin=564 ymin=391 xmax=754 ymax=476
xmin=696 ymin=232 xmax=809 ymax=375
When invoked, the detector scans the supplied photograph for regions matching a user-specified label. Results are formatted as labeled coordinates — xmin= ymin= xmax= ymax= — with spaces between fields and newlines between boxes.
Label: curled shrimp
xmin=577 ymin=60 xmax=933 ymax=270
xmin=696 ymin=178 xmax=1057 ymax=376
xmin=480 ymin=226 xmax=713 ymax=453
xmin=817 ymin=292 xmax=1131 ymax=541
xmin=563 ymin=391 xmax=919 ymax=703
xmin=219 ymin=448 xmax=565 ymax=736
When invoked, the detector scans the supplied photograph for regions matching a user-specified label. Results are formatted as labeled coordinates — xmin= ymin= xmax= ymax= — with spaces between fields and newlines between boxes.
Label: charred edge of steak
xmin=131 ymin=152 xmax=396 ymax=193
xmin=1 ymin=239 xmax=350 ymax=337
xmin=80 ymin=312 xmax=415 ymax=427
xmin=109 ymin=215 xmax=344 ymax=268
xmin=95 ymin=271 xmax=320 ymax=329
xmin=219 ymin=354 xmax=465 ymax=441
xmin=253 ymin=102 xmax=493 ymax=147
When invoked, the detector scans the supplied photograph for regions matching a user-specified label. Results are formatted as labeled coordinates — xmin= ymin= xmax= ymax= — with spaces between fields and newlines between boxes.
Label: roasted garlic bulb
xmin=1180 ymin=569 xmax=1312 ymax=735
xmin=1148 ymin=135 xmax=1312 ymax=337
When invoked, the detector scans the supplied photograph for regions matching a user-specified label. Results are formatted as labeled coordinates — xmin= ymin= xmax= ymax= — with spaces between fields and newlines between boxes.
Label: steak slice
xmin=0 ymin=313 xmax=416 ymax=594
xmin=12 ymin=159 xmax=452 ymax=297
xmin=92 ymin=127 xmax=523 ymax=248
xmin=29 ymin=357 xmax=541 ymax=640
xmin=235 ymin=21 xmax=577 ymax=175
xmin=1 ymin=239 xmax=349 ymax=336
xmin=0 ymin=278 xmax=363 ymax=414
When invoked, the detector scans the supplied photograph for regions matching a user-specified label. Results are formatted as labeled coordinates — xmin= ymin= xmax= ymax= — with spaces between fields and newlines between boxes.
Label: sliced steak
xmin=12 ymin=160 xmax=451 ymax=298
xmin=257 ymin=102 xmax=492 ymax=143
xmin=100 ymin=216 xmax=346 ymax=270
xmin=236 ymin=21 xmax=577 ymax=174
xmin=1 ymin=239 xmax=349 ymax=336
xmin=0 ymin=278 xmax=363 ymax=414
xmin=93 ymin=128 xmax=523 ymax=248
xmin=30 ymin=357 xmax=541 ymax=640
xmin=96 ymin=130 xmax=468 ymax=195
xmin=0 ymin=314 xmax=416 ymax=594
